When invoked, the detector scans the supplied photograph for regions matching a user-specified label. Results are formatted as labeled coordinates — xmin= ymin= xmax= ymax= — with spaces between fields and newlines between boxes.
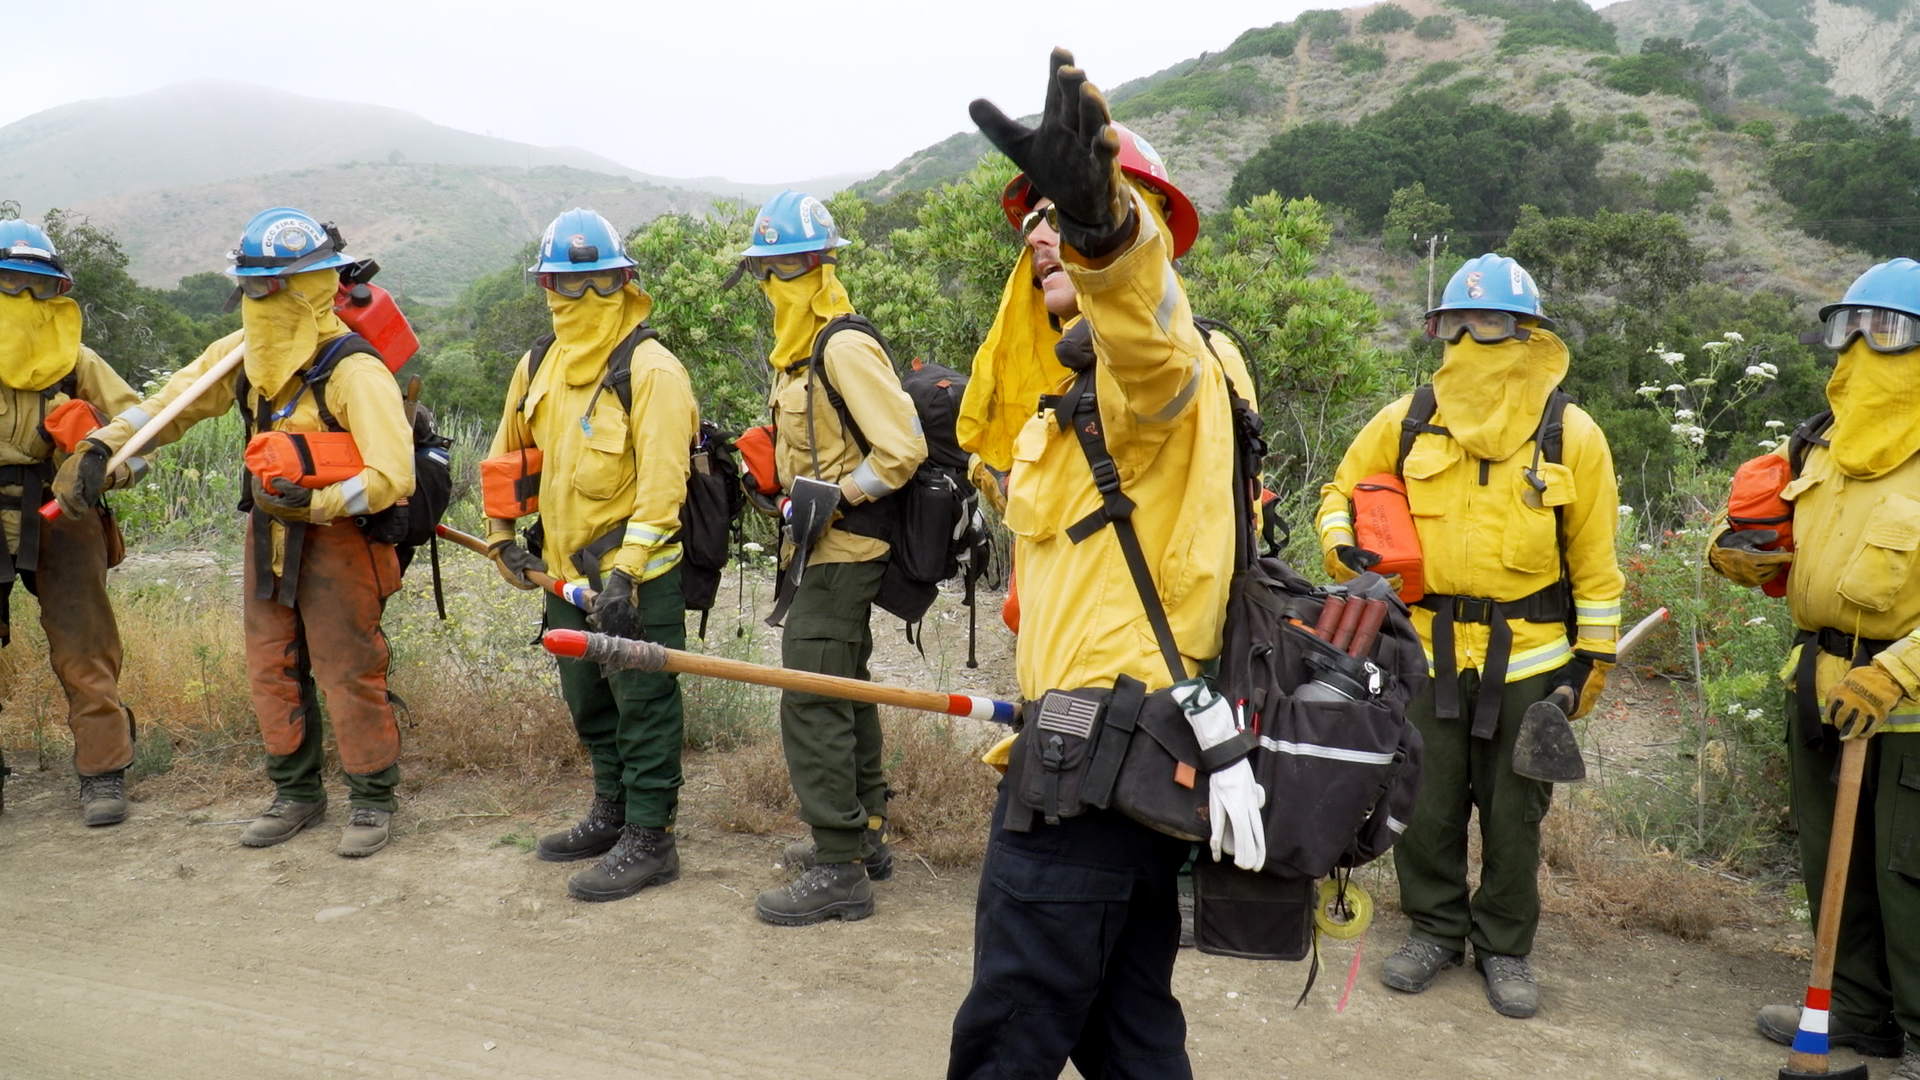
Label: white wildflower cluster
xmin=1724 ymin=331 xmax=1745 ymax=343
xmin=1617 ymin=504 xmax=1634 ymax=516
xmin=1637 ymin=384 xmax=1662 ymax=398
xmin=1671 ymin=423 xmax=1706 ymax=446
xmin=1673 ymin=409 xmax=1695 ymax=421
xmin=1743 ymin=361 xmax=1779 ymax=381
xmin=1647 ymin=342 xmax=1687 ymax=367
xmin=1764 ymin=419 xmax=1786 ymax=430
xmin=1665 ymin=383 xmax=1686 ymax=393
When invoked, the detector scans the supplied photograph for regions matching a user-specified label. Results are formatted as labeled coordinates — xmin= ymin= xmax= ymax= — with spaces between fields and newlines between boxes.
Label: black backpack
xmin=237 ymin=333 xmax=456 ymax=612
xmin=524 ymin=325 xmax=745 ymax=626
xmin=792 ymin=316 xmax=993 ymax=640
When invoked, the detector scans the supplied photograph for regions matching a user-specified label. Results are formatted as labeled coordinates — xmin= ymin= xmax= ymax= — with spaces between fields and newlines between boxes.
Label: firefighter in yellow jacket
xmin=1712 ymin=259 xmax=1920 ymax=1071
xmin=60 ymin=208 xmax=414 ymax=857
xmin=1317 ymin=255 xmax=1623 ymax=1019
xmin=946 ymin=52 xmax=1254 ymax=1078
xmin=741 ymin=190 xmax=927 ymax=926
xmin=1 ymin=219 xmax=141 ymax=826
xmin=485 ymin=209 xmax=698 ymax=903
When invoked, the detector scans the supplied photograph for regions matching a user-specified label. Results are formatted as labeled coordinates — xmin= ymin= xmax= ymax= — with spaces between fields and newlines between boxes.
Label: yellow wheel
xmin=1316 ymin=878 xmax=1373 ymax=939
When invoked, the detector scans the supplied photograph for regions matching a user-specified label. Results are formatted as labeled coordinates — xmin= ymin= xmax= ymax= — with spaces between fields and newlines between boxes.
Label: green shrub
xmin=1449 ymin=0 xmax=1618 ymax=54
xmin=1335 ymin=42 xmax=1389 ymax=73
xmin=1602 ymin=37 xmax=1726 ymax=108
xmin=1707 ymin=203 xmax=1734 ymax=224
xmin=1409 ymin=59 xmax=1464 ymax=86
xmin=1622 ymin=110 xmax=1650 ymax=128
xmin=1360 ymin=4 xmax=1417 ymax=34
xmin=1654 ymin=168 xmax=1716 ymax=213
xmin=1415 ymin=14 xmax=1457 ymax=39
xmin=1298 ymin=9 xmax=1350 ymax=41
xmin=1113 ymin=64 xmax=1272 ymax=120
xmin=1769 ymin=113 xmax=1920 ymax=256
xmin=1221 ymin=23 xmax=1301 ymax=61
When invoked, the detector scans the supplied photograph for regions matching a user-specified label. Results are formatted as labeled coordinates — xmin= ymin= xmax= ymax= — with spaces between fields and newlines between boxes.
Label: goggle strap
xmin=721 ymin=260 xmax=748 ymax=291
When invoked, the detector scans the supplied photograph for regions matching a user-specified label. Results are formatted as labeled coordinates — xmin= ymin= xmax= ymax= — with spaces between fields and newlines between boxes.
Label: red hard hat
xmin=1000 ymin=122 xmax=1199 ymax=258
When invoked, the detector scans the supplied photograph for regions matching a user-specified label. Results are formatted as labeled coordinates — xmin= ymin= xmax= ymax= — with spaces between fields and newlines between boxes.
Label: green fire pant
xmin=548 ymin=565 xmax=687 ymax=828
xmin=264 ymin=710 xmax=399 ymax=811
xmin=779 ymin=558 xmax=889 ymax=865
xmin=1393 ymin=668 xmax=1556 ymax=958
xmin=1787 ymin=714 xmax=1920 ymax=1048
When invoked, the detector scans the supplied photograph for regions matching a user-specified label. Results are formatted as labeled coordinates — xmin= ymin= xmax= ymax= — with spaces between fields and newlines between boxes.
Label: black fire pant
xmin=947 ymin=784 xmax=1194 ymax=1080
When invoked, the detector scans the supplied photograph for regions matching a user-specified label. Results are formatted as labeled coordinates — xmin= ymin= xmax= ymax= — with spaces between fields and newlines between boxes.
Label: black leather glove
xmin=1336 ymin=545 xmax=1382 ymax=575
xmin=52 ymin=437 xmax=111 ymax=519
xmin=487 ymin=538 xmax=541 ymax=590
xmin=251 ymin=475 xmax=312 ymax=523
xmin=969 ymin=48 xmax=1133 ymax=257
xmin=589 ymin=569 xmax=646 ymax=641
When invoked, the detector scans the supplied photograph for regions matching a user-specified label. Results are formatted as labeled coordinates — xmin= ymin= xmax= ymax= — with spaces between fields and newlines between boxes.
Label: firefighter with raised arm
xmin=61 ymin=208 xmax=414 ymax=858
xmin=1317 ymin=255 xmax=1624 ymax=1019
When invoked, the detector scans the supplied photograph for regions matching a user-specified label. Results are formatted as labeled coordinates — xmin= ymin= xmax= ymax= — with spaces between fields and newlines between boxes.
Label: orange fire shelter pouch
xmin=479 ymin=448 xmax=543 ymax=519
xmin=735 ymin=424 xmax=780 ymax=496
xmin=40 ymin=399 xmax=109 ymax=454
xmin=245 ymin=431 xmax=366 ymax=491
xmin=1352 ymin=472 xmax=1426 ymax=603
xmin=1726 ymin=452 xmax=1795 ymax=598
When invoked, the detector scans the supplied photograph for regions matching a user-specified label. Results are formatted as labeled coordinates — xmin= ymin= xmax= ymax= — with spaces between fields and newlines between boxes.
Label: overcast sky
xmin=9 ymin=0 xmax=1621 ymax=184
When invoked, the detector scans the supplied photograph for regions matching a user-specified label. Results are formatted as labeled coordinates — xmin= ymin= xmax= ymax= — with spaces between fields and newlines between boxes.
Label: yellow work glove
xmin=1550 ymin=651 xmax=1614 ymax=719
xmin=968 ymin=454 xmax=1008 ymax=517
xmin=1708 ymin=529 xmax=1792 ymax=588
xmin=52 ymin=437 xmax=110 ymax=519
xmin=1324 ymin=544 xmax=1378 ymax=584
xmin=250 ymin=475 xmax=311 ymax=524
xmin=487 ymin=535 xmax=540 ymax=590
xmin=1826 ymin=664 xmax=1905 ymax=740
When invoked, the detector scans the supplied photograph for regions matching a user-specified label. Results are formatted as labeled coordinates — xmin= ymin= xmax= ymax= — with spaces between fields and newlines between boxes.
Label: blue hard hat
xmin=1820 ymin=258 xmax=1920 ymax=322
xmin=0 ymin=219 xmax=70 ymax=281
xmin=1429 ymin=253 xmax=1556 ymax=331
xmin=230 ymin=207 xmax=356 ymax=278
xmin=530 ymin=208 xmax=636 ymax=274
xmin=739 ymin=191 xmax=853 ymax=257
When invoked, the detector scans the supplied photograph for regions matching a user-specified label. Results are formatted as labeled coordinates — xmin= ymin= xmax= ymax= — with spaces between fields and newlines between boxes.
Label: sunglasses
xmin=540 ymin=268 xmax=633 ymax=298
xmin=0 ymin=268 xmax=72 ymax=300
xmin=1426 ymin=309 xmax=1534 ymax=345
xmin=744 ymin=252 xmax=831 ymax=282
xmin=1810 ymin=305 xmax=1920 ymax=354
xmin=1020 ymin=205 xmax=1059 ymax=236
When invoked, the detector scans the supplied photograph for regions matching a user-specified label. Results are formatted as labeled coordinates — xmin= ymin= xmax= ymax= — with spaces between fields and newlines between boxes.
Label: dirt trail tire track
xmin=0 ymin=761 xmax=1857 ymax=1079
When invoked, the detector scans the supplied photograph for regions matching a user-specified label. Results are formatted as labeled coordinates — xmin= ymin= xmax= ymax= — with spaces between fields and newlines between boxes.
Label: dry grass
xmin=1540 ymin=791 xmax=1756 ymax=942
xmin=715 ymin=709 xmax=1000 ymax=868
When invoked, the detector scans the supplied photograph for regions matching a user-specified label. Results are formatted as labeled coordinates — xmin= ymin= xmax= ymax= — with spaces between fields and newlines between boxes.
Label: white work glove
xmin=1171 ymin=678 xmax=1267 ymax=872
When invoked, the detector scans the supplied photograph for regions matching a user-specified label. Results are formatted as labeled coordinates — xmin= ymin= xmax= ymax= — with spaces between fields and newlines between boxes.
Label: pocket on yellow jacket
xmin=1839 ymin=494 xmax=1920 ymax=613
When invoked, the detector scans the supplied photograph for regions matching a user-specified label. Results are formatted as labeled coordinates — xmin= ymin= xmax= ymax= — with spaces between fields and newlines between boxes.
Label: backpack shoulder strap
xmin=600 ymin=323 xmax=661 ymax=415
xmin=800 ymin=315 xmax=882 ymax=456
xmin=304 ymin=333 xmax=379 ymax=433
xmin=1396 ymin=385 xmax=1444 ymax=478
xmin=516 ymin=334 xmax=558 ymax=417
xmin=1540 ymin=389 xmax=1573 ymax=466
xmin=1789 ymin=409 xmax=1835 ymax=478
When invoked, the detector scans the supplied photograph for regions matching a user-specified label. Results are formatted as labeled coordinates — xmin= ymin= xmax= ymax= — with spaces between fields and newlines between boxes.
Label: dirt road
xmin=0 ymin=752 xmax=1854 ymax=1080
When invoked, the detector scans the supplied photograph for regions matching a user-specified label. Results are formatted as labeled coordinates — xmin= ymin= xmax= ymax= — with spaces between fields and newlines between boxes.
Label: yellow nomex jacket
xmin=1004 ymin=193 xmax=1236 ymax=699
xmin=487 ymin=336 xmax=698 ymax=585
xmin=0 ymin=345 xmax=141 ymax=554
xmin=1317 ymin=393 xmax=1625 ymax=679
xmin=93 ymin=329 xmax=414 ymax=566
xmin=1718 ymin=441 xmax=1920 ymax=733
xmin=771 ymin=327 xmax=927 ymax=566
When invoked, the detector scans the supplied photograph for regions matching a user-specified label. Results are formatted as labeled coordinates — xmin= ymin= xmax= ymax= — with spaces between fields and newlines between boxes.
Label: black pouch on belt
xmin=1014 ymin=687 xmax=1111 ymax=826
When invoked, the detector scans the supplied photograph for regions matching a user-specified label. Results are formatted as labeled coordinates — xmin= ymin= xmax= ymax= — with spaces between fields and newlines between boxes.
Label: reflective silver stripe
xmin=117 ymin=406 xmax=153 ymax=430
xmin=1319 ymin=511 xmax=1352 ymax=535
xmin=126 ymin=456 xmax=148 ymax=484
xmin=642 ymin=548 xmax=682 ymax=576
xmin=1154 ymin=264 xmax=1180 ymax=332
xmin=1143 ymin=358 xmax=1202 ymax=424
xmin=1574 ymin=601 xmax=1621 ymax=618
xmin=625 ymin=522 xmax=673 ymax=546
xmin=339 ymin=475 xmax=369 ymax=516
xmin=1506 ymin=639 xmax=1572 ymax=680
xmin=1257 ymin=736 xmax=1397 ymax=766
xmin=1388 ymin=815 xmax=1409 ymax=835
xmin=850 ymin=460 xmax=893 ymax=499
xmin=910 ymin=414 xmax=924 ymax=437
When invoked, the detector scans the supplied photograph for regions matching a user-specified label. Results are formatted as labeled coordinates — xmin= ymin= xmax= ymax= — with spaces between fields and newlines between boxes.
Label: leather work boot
xmin=537 ymin=797 xmax=625 ymax=863
xmin=782 ymin=828 xmax=894 ymax=881
xmin=1756 ymin=1004 xmax=1903 ymax=1057
xmin=79 ymin=771 xmax=129 ymax=827
xmin=567 ymin=825 xmax=679 ymax=902
xmin=337 ymin=807 xmax=392 ymax=858
xmin=754 ymin=862 xmax=874 ymax=926
xmin=1476 ymin=952 xmax=1541 ymax=1018
xmin=239 ymin=796 xmax=327 ymax=847
xmin=1380 ymin=937 xmax=1463 ymax=993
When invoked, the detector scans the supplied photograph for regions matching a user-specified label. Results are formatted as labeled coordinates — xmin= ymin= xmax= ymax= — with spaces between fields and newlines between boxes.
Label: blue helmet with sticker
xmin=1820 ymin=258 xmax=1920 ymax=322
xmin=230 ymin=207 xmax=356 ymax=278
xmin=0 ymin=219 xmax=71 ymax=282
xmin=530 ymin=208 xmax=636 ymax=275
xmin=739 ymin=191 xmax=853 ymax=257
xmin=1429 ymin=253 xmax=1555 ymax=330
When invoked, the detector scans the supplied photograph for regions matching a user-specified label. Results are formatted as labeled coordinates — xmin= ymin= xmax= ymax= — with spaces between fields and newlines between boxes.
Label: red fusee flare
xmin=543 ymin=629 xmax=591 ymax=658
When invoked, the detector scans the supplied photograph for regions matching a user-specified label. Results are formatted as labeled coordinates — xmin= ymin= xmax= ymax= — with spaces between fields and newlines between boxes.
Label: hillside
xmin=73 ymin=162 xmax=718 ymax=304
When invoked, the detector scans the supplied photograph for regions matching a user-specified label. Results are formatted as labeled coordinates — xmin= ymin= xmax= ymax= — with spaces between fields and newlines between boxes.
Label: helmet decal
xmin=259 ymin=217 xmax=318 ymax=256
xmin=758 ymin=218 xmax=780 ymax=244
xmin=1510 ymin=264 xmax=1526 ymax=295
xmin=1465 ymin=272 xmax=1484 ymax=300
xmin=1132 ymin=131 xmax=1166 ymax=171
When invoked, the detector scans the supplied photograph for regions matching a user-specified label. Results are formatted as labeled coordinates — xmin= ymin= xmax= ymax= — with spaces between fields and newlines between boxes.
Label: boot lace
xmin=79 ymin=773 xmax=125 ymax=802
xmin=566 ymin=799 xmax=624 ymax=843
xmin=1480 ymin=954 xmax=1536 ymax=986
xmin=347 ymin=806 xmax=387 ymax=828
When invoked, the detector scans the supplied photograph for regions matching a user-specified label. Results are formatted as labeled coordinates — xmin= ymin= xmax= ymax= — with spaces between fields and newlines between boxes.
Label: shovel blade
xmin=1512 ymin=698 xmax=1586 ymax=783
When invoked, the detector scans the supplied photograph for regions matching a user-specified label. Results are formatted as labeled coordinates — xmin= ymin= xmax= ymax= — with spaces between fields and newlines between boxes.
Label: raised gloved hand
xmin=487 ymin=535 xmax=541 ymax=590
xmin=52 ymin=437 xmax=111 ymax=519
xmin=1708 ymin=529 xmax=1792 ymax=588
xmin=969 ymin=49 xmax=1132 ymax=257
xmin=1827 ymin=663 xmax=1905 ymax=741
xmin=1171 ymin=678 xmax=1266 ymax=872
xmin=1550 ymin=650 xmax=1615 ymax=719
xmin=1324 ymin=544 xmax=1380 ymax=584
xmin=251 ymin=475 xmax=311 ymax=523
xmin=590 ymin=568 xmax=645 ymax=641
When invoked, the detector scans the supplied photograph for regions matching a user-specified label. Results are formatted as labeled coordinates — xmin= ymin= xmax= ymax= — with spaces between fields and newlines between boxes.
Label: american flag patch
xmin=1036 ymin=692 xmax=1100 ymax=739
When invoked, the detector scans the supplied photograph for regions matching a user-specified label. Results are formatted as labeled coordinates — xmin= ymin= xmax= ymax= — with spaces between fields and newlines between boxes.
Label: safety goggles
xmin=743 ymin=252 xmax=831 ymax=282
xmin=234 ymin=276 xmax=289 ymax=301
xmin=540 ymin=268 xmax=633 ymax=298
xmin=1426 ymin=309 xmax=1533 ymax=345
xmin=0 ymin=268 xmax=72 ymax=300
xmin=1813 ymin=306 xmax=1920 ymax=354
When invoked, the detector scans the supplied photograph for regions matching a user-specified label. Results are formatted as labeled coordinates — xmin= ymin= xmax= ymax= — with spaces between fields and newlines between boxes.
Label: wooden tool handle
xmin=1787 ymin=736 xmax=1870 ymax=1073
